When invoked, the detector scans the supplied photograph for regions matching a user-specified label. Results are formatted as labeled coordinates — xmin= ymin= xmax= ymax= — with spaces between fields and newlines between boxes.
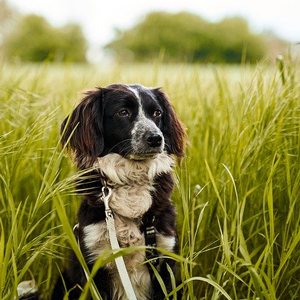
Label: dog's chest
xmin=83 ymin=179 xmax=153 ymax=299
xmin=82 ymin=153 xmax=175 ymax=299
xmin=84 ymin=216 xmax=145 ymax=261
xmin=83 ymin=216 xmax=151 ymax=299
xmin=93 ymin=152 xmax=174 ymax=219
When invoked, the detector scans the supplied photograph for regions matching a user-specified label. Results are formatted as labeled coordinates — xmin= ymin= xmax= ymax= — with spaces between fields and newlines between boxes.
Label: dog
xmin=19 ymin=84 xmax=185 ymax=300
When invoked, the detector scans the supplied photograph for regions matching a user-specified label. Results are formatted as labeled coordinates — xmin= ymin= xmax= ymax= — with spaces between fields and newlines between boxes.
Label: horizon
xmin=6 ymin=0 xmax=300 ymax=63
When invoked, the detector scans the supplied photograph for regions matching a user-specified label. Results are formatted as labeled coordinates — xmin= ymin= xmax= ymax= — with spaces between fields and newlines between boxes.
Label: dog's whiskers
xmin=106 ymin=139 xmax=132 ymax=154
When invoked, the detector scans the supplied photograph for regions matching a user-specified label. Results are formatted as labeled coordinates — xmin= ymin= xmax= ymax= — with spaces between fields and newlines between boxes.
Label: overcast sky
xmin=9 ymin=0 xmax=300 ymax=49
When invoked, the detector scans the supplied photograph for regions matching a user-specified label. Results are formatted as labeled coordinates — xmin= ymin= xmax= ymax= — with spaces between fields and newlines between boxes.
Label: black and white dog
xmin=51 ymin=84 xmax=185 ymax=299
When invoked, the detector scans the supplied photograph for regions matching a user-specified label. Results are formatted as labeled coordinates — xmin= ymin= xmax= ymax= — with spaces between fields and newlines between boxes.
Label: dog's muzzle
xmin=130 ymin=117 xmax=165 ymax=159
xmin=145 ymin=132 xmax=163 ymax=148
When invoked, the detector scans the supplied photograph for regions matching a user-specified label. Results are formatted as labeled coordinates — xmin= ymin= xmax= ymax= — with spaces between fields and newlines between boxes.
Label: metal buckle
xmin=100 ymin=186 xmax=113 ymax=219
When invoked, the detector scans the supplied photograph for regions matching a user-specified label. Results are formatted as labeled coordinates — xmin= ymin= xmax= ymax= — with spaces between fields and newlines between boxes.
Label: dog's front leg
xmin=150 ymin=256 xmax=179 ymax=300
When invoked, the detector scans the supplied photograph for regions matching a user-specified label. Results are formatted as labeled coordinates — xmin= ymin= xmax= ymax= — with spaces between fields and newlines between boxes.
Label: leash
xmin=74 ymin=175 xmax=159 ymax=299
xmin=74 ymin=183 xmax=137 ymax=300
xmin=101 ymin=185 xmax=138 ymax=300
xmin=99 ymin=173 xmax=159 ymax=271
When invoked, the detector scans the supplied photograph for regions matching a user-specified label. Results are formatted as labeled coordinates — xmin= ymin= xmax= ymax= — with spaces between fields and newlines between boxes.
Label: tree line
xmin=106 ymin=12 xmax=280 ymax=63
xmin=2 ymin=14 xmax=87 ymax=62
xmin=0 ymin=4 xmax=285 ymax=63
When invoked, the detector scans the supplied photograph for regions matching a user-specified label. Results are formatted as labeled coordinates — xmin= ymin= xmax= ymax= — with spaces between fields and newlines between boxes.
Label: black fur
xmin=55 ymin=84 xmax=186 ymax=299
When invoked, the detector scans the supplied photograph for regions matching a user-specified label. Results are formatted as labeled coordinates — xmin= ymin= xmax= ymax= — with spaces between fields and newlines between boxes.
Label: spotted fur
xmin=51 ymin=84 xmax=186 ymax=300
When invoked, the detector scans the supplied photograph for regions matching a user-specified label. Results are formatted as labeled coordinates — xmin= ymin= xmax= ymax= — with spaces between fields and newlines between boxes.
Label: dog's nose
xmin=145 ymin=133 xmax=163 ymax=148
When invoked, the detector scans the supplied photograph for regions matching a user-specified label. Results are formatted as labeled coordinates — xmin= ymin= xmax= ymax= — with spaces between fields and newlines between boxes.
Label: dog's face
xmin=102 ymin=84 xmax=166 ymax=160
xmin=61 ymin=84 xmax=185 ymax=167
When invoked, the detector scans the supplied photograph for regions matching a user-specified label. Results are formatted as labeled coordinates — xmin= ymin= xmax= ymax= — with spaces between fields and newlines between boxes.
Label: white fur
xmin=95 ymin=152 xmax=173 ymax=184
xmin=127 ymin=86 xmax=142 ymax=105
xmin=94 ymin=152 xmax=173 ymax=218
xmin=83 ymin=218 xmax=151 ymax=300
xmin=16 ymin=280 xmax=37 ymax=299
xmin=85 ymin=153 xmax=175 ymax=300
xmin=127 ymin=86 xmax=165 ymax=155
xmin=83 ymin=221 xmax=175 ymax=300
xmin=157 ymin=234 xmax=176 ymax=252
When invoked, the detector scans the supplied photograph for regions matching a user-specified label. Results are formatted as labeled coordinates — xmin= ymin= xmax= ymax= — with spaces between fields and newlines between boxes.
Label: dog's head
xmin=61 ymin=84 xmax=185 ymax=168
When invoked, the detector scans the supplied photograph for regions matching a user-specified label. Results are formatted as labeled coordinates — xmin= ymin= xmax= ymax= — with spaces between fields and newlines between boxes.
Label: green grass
xmin=1 ymin=59 xmax=300 ymax=299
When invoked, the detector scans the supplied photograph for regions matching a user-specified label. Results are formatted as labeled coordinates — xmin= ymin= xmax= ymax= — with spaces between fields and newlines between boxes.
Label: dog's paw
xmin=16 ymin=280 xmax=40 ymax=300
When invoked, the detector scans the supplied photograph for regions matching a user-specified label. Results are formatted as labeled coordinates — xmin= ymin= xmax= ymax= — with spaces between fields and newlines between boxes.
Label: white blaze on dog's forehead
xmin=126 ymin=86 xmax=165 ymax=154
xmin=127 ymin=85 xmax=147 ymax=124
xmin=126 ymin=85 xmax=152 ymax=118
xmin=126 ymin=85 xmax=142 ymax=106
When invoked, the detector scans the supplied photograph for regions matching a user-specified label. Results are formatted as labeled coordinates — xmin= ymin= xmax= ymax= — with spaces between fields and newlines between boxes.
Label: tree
xmin=0 ymin=0 xmax=20 ymax=55
xmin=3 ymin=14 xmax=87 ymax=62
xmin=105 ymin=12 xmax=268 ymax=63
xmin=211 ymin=17 xmax=266 ymax=63
xmin=59 ymin=23 xmax=87 ymax=62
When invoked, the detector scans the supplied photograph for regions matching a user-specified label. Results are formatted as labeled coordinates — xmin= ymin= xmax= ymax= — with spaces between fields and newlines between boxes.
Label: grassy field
xmin=1 ymin=60 xmax=300 ymax=299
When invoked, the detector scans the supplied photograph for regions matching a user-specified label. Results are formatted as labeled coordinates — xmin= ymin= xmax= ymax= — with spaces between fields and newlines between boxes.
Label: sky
xmin=8 ymin=0 xmax=300 ymax=61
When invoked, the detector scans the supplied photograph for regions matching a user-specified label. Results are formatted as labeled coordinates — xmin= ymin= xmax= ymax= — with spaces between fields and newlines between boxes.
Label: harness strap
xmin=101 ymin=186 xmax=137 ymax=300
xmin=74 ymin=185 xmax=137 ymax=300
xmin=144 ymin=218 xmax=159 ymax=268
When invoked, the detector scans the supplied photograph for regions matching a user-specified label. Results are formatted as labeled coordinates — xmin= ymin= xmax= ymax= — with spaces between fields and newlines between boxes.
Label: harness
xmin=74 ymin=177 xmax=159 ymax=299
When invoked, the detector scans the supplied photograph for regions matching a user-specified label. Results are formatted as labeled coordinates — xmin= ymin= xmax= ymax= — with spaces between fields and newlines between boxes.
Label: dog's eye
xmin=153 ymin=110 xmax=162 ymax=117
xmin=117 ymin=109 xmax=130 ymax=117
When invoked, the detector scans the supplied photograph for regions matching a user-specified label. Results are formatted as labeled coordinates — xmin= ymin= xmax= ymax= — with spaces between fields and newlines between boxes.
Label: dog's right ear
xmin=61 ymin=88 xmax=105 ymax=162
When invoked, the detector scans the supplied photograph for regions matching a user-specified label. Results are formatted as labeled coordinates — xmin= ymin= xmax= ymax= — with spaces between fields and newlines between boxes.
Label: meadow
xmin=1 ymin=59 xmax=300 ymax=299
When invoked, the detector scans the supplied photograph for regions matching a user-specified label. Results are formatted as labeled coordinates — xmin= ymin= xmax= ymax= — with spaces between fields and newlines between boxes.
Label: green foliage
xmin=106 ymin=12 xmax=267 ymax=63
xmin=3 ymin=15 xmax=87 ymax=62
xmin=1 ymin=60 xmax=300 ymax=299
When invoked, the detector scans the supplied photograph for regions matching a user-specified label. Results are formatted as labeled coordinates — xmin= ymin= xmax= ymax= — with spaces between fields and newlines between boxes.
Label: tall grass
xmin=0 ymin=60 xmax=300 ymax=299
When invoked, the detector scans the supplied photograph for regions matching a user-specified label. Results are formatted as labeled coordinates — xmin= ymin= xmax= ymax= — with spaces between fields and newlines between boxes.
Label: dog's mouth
xmin=128 ymin=151 xmax=161 ymax=161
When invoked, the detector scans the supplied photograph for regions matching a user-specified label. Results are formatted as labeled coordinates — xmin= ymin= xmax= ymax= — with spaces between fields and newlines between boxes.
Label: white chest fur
xmin=83 ymin=217 xmax=151 ymax=299
xmin=83 ymin=219 xmax=176 ymax=300
xmin=94 ymin=152 xmax=174 ymax=218
xmin=83 ymin=153 xmax=175 ymax=300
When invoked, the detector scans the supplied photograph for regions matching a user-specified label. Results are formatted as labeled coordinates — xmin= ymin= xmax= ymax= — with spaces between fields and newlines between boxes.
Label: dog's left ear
xmin=61 ymin=88 xmax=105 ymax=165
xmin=153 ymin=88 xmax=186 ymax=161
